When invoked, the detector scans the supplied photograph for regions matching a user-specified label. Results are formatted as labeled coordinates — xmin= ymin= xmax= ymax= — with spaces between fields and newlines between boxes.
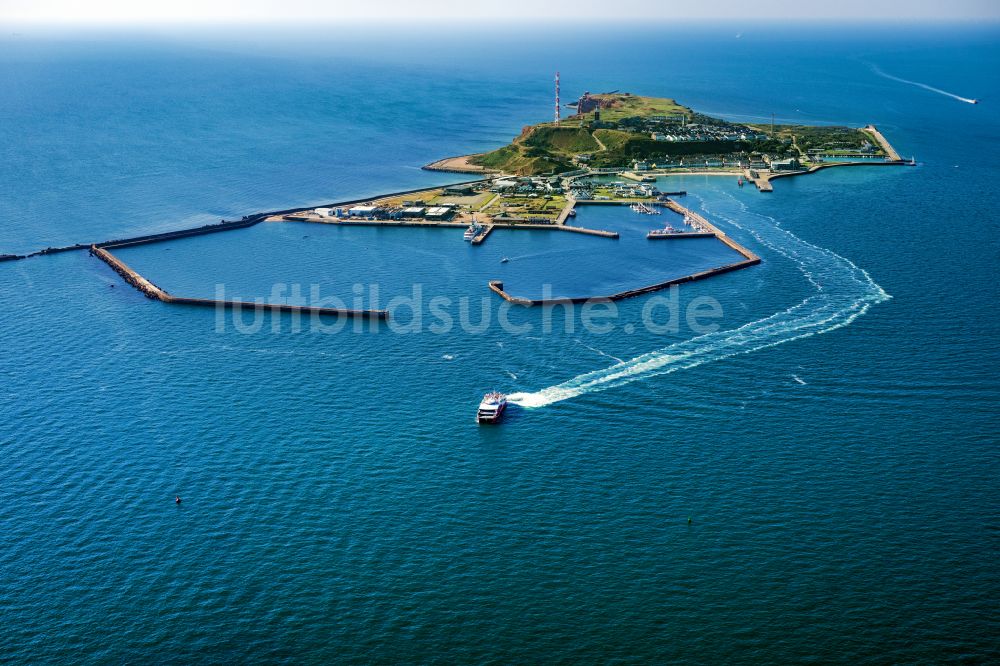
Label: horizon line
xmin=5 ymin=17 xmax=1000 ymax=27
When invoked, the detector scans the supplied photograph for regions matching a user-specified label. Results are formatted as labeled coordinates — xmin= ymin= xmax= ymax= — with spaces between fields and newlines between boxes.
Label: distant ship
xmin=500 ymin=256 xmax=510 ymax=263
xmin=477 ymin=392 xmax=507 ymax=424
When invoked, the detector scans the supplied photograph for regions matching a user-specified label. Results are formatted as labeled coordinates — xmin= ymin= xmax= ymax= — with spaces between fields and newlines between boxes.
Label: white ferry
xmin=477 ymin=392 xmax=507 ymax=424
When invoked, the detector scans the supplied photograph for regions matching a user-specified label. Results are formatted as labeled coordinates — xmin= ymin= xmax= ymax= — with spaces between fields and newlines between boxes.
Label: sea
xmin=1 ymin=23 xmax=998 ymax=664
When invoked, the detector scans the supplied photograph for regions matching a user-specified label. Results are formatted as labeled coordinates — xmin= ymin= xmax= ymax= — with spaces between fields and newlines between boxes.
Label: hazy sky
xmin=3 ymin=0 xmax=999 ymax=24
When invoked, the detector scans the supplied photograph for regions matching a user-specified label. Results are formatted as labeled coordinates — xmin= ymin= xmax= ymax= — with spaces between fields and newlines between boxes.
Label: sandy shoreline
xmin=422 ymin=154 xmax=493 ymax=174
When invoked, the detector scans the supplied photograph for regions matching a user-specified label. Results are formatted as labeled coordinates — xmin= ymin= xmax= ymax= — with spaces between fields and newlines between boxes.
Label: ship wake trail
xmin=869 ymin=63 xmax=977 ymax=104
xmin=508 ymin=194 xmax=890 ymax=408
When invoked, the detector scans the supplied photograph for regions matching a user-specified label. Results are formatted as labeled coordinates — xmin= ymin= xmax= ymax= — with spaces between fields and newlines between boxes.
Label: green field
xmin=468 ymin=92 xmax=872 ymax=175
xmin=482 ymin=193 xmax=568 ymax=220
xmin=469 ymin=94 xmax=693 ymax=175
xmin=575 ymin=93 xmax=689 ymax=123
xmin=750 ymin=124 xmax=884 ymax=155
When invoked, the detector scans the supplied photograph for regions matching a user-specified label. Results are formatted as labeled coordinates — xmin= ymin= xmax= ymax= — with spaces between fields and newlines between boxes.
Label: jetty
xmin=422 ymin=154 xmax=494 ymax=174
xmin=647 ymin=231 xmax=715 ymax=240
xmin=469 ymin=224 xmax=494 ymax=245
xmin=91 ymin=245 xmax=386 ymax=320
xmin=745 ymin=169 xmax=774 ymax=192
xmin=282 ymin=210 xmax=619 ymax=239
xmin=864 ymin=125 xmax=902 ymax=162
xmin=662 ymin=200 xmax=760 ymax=261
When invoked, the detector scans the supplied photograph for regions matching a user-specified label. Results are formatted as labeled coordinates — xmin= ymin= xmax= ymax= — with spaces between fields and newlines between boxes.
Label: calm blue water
xmin=2 ymin=24 xmax=999 ymax=664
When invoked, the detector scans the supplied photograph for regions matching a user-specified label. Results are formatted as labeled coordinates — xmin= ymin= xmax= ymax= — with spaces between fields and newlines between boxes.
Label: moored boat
xmin=648 ymin=224 xmax=679 ymax=237
xmin=477 ymin=392 xmax=507 ymax=424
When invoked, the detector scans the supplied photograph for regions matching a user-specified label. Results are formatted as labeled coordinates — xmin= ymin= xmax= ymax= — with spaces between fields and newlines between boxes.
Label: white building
xmin=425 ymin=206 xmax=452 ymax=219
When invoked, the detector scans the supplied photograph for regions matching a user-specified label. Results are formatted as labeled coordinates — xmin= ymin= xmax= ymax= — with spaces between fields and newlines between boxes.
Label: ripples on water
xmin=512 ymin=191 xmax=891 ymax=406
xmin=1 ymin=26 xmax=999 ymax=664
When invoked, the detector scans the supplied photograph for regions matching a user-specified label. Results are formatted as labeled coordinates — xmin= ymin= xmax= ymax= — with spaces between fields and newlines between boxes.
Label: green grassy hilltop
xmin=469 ymin=92 xmax=882 ymax=175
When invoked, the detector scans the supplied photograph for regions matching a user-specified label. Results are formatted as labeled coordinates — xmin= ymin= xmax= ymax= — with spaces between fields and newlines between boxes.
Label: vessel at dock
xmin=464 ymin=214 xmax=483 ymax=241
xmin=648 ymin=224 xmax=679 ymax=237
xmin=477 ymin=392 xmax=507 ymax=424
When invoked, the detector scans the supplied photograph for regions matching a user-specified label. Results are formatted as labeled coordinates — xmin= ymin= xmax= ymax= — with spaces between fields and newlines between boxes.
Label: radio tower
xmin=554 ymin=71 xmax=561 ymax=125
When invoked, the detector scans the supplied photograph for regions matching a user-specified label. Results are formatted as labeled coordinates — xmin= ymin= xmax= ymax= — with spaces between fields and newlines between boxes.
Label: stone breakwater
xmin=90 ymin=245 xmax=387 ymax=320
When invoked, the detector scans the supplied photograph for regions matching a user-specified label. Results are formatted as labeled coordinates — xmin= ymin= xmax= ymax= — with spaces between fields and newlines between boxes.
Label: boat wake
xmin=507 ymin=194 xmax=890 ymax=408
xmin=870 ymin=64 xmax=978 ymax=104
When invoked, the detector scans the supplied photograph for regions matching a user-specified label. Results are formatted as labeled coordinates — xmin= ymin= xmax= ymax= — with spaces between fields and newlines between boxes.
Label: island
xmin=425 ymin=91 xmax=909 ymax=191
xmin=9 ymin=91 xmax=911 ymax=316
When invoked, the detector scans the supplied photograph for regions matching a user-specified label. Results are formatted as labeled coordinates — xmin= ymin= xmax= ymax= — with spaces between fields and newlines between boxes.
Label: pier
xmin=487 ymin=254 xmax=757 ymax=305
xmin=745 ymin=169 xmax=774 ymax=192
xmin=422 ymin=154 xmax=494 ymax=174
xmin=469 ymin=224 xmax=494 ymax=245
xmin=91 ymin=245 xmax=386 ymax=320
xmin=282 ymin=212 xmax=619 ymax=239
xmin=863 ymin=125 xmax=902 ymax=162
xmin=647 ymin=231 xmax=716 ymax=240
xmin=661 ymin=199 xmax=761 ymax=263
xmin=745 ymin=156 xmax=913 ymax=192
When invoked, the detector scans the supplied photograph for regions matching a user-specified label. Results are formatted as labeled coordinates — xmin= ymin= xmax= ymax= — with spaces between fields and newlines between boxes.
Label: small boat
xmin=567 ymin=209 xmax=577 ymax=217
xmin=500 ymin=257 xmax=510 ymax=264
xmin=630 ymin=202 xmax=660 ymax=215
xmin=737 ymin=177 xmax=744 ymax=187
xmin=477 ymin=392 xmax=507 ymax=424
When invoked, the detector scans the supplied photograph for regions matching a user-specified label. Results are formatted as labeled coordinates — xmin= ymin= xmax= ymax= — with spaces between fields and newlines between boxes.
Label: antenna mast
xmin=555 ymin=72 xmax=561 ymax=125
